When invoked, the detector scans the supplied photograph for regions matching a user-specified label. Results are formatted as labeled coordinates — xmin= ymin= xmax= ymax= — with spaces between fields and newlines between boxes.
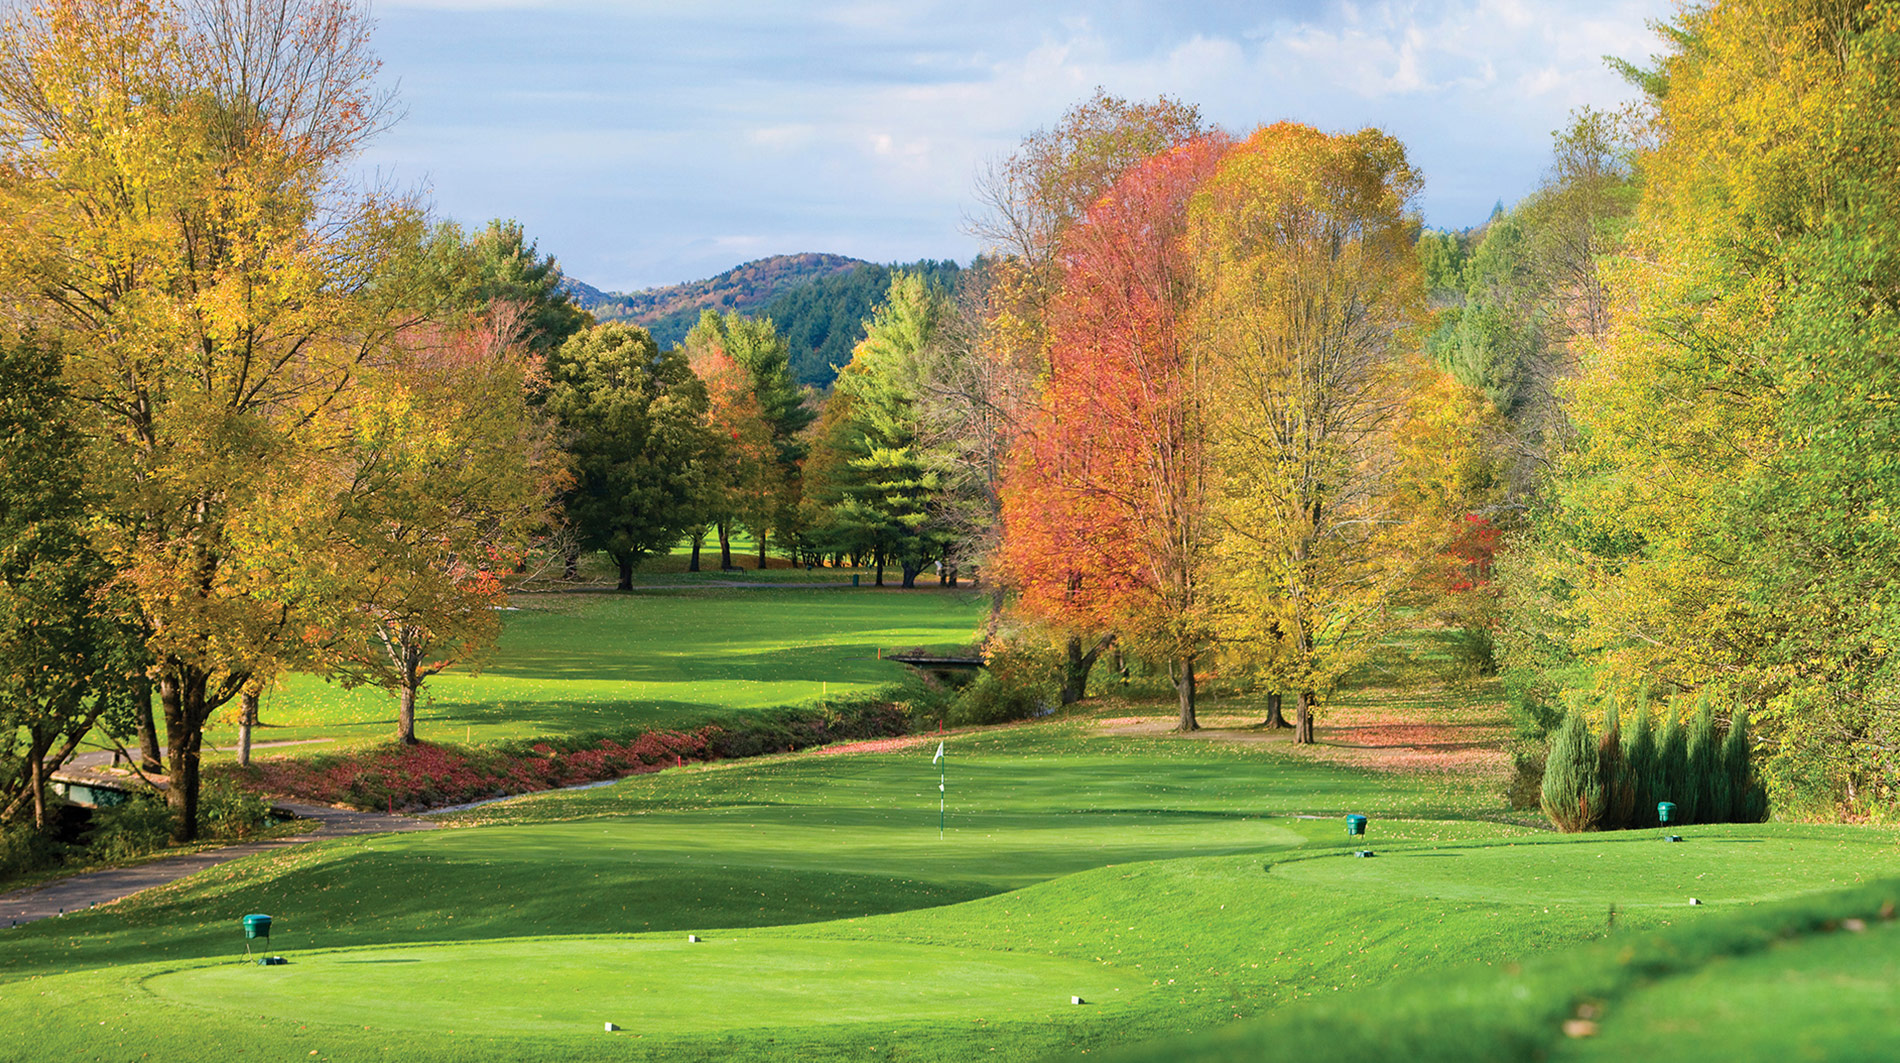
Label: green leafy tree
xmin=808 ymin=273 xmax=955 ymax=586
xmin=0 ymin=0 xmax=422 ymax=840
xmin=546 ymin=323 xmax=711 ymax=590
xmin=0 ymin=334 xmax=135 ymax=830
xmin=423 ymin=218 xmax=594 ymax=355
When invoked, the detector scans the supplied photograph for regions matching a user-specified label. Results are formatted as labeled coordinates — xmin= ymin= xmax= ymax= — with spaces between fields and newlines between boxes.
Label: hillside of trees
xmin=566 ymin=252 xmax=866 ymax=348
xmin=763 ymin=259 xmax=962 ymax=386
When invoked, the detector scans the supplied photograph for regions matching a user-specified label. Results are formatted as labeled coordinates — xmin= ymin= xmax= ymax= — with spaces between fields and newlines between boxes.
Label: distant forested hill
xmin=566 ymin=255 xmax=962 ymax=388
xmin=565 ymin=253 xmax=867 ymax=349
xmin=764 ymin=259 xmax=962 ymax=387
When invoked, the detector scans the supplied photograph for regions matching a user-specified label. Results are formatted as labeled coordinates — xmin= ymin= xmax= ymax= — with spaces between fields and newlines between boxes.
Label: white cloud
xmin=362 ymin=0 xmax=1676 ymax=290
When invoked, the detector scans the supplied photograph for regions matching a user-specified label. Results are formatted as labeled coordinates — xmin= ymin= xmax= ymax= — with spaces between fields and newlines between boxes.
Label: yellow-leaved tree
xmin=0 ymin=0 xmax=423 ymax=839
xmin=1190 ymin=123 xmax=1494 ymax=742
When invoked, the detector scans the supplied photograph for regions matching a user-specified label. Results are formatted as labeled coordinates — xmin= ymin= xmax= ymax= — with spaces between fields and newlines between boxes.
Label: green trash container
xmin=1657 ymin=802 xmax=1676 ymax=825
xmin=1346 ymin=814 xmax=1368 ymax=837
xmin=852 ymin=574 xmax=861 ymax=586
xmin=243 ymin=914 xmax=272 ymax=941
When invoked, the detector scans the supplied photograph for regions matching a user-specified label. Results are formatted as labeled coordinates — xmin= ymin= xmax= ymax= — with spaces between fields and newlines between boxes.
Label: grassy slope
xmin=6 ymin=717 xmax=1898 ymax=1063
xmin=214 ymin=588 xmax=983 ymax=748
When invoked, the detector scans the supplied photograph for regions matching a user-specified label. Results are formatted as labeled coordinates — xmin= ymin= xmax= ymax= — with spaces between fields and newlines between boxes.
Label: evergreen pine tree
xmin=1687 ymin=694 xmax=1724 ymax=825
xmin=1655 ymin=704 xmax=1692 ymax=824
xmin=1598 ymin=698 xmax=1636 ymax=829
xmin=1541 ymin=708 xmax=1604 ymax=832
xmin=1621 ymin=692 xmax=1658 ymax=827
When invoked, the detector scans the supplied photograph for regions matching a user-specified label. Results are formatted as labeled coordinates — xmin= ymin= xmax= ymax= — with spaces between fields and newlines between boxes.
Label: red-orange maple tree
xmin=998 ymin=135 xmax=1228 ymax=730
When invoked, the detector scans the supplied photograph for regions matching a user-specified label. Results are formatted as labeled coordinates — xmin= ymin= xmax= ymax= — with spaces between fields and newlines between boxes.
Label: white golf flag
xmin=933 ymin=742 xmax=944 ymax=764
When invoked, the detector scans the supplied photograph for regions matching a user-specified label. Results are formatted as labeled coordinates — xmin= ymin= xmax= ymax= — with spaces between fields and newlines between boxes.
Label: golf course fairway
xmin=145 ymin=936 xmax=1152 ymax=1034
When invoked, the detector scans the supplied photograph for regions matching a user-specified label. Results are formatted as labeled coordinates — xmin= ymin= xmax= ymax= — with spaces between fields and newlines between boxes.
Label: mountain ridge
xmin=564 ymin=252 xmax=870 ymax=349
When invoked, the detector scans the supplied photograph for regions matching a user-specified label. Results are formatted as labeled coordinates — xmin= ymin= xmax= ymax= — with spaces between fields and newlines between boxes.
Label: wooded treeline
xmin=2 ymin=0 xmax=1895 ymax=853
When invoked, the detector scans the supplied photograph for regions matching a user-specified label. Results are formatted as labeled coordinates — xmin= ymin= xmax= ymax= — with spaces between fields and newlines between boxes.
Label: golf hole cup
xmin=1346 ymin=814 xmax=1368 ymax=837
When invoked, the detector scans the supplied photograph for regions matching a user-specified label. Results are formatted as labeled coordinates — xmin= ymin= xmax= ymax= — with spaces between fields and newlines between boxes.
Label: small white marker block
xmin=1688 ymin=898 xmax=1701 ymax=906
xmin=688 ymin=934 xmax=700 ymax=942
xmin=604 ymin=1022 xmax=619 ymax=1032
xmin=1071 ymin=996 xmax=1084 ymax=1005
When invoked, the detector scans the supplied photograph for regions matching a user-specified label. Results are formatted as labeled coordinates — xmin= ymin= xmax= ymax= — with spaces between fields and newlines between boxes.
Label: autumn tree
xmin=968 ymin=90 xmax=1206 ymax=660
xmin=687 ymin=333 xmax=780 ymax=571
xmin=0 ymin=0 xmax=422 ymax=840
xmin=1000 ymin=136 xmax=1230 ymax=730
xmin=324 ymin=309 xmax=562 ymax=744
xmin=1190 ymin=123 xmax=1457 ymax=743
xmin=1509 ymin=0 xmax=1900 ymax=813
xmin=546 ymin=322 xmax=710 ymax=590
xmin=681 ymin=310 xmax=811 ymax=568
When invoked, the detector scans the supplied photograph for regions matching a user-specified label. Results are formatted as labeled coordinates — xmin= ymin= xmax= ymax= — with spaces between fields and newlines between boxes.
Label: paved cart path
xmin=0 ymin=800 xmax=437 ymax=928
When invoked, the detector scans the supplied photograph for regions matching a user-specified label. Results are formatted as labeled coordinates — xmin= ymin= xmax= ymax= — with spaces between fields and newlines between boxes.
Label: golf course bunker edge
xmin=143 ymin=936 xmax=1153 ymax=1035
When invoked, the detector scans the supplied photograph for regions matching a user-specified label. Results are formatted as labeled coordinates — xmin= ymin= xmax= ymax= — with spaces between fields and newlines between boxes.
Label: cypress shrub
xmin=1726 ymin=705 xmax=1770 ymax=822
xmin=1598 ymin=699 xmax=1636 ymax=829
xmin=1620 ymin=699 xmax=1657 ymax=828
xmin=1655 ymin=704 xmax=1693 ymax=825
xmin=1541 ymin=708 xmax=1603 ymax=832
xmin=1687 ymin=695 xmax=1725 ymax=826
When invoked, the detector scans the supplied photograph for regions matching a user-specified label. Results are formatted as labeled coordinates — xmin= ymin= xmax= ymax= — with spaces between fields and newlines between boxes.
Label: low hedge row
xmin=223 ymin=694 xmax=917 ymax=813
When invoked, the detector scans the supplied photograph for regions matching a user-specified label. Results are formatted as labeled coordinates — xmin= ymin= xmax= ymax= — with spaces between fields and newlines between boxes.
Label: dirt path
xmin=0 ymin=800 xmax=437 ymax=928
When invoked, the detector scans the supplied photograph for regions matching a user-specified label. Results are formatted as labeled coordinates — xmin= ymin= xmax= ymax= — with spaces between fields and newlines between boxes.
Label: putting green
xmin=1271 ymin=831 xmax=1900 ymax=907
xmin=144 ymin=937 xmax=1152 ymax=1035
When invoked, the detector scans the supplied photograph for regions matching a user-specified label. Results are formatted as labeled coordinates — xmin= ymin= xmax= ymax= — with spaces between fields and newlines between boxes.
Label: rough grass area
xmin=203 ymin=588 xmax=984 ymax=749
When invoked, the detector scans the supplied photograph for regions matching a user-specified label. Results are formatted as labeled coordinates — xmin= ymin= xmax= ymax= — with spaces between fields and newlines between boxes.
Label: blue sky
xmin=359 ymin=0 xmax=1675 ymax=292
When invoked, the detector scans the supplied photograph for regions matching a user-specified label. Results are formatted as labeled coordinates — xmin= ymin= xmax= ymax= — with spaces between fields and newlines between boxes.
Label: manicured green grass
xmin=208 ymin=588 xmax=984 ymax=748
xmin=1557 ymin=916 xmax=1900 ymax=1061
xmin=146 ymin=936 xmax=1152 ymax=1035
xmin=6 ymin=716 xmax=1898 ymax=1062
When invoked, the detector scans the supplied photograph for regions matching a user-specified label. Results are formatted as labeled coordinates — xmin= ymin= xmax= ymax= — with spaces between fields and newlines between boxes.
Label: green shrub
xmin=198 ymin=775 xmax=274 ymax=839
xmin=948 ymin=644 xmax=1058 ymax=727
xmin=1620 ymin=699 xmax=1658 ymax=827
xmin=0 ymin=823 xmax=67 ymax=881
xmin=1540 ymin=708 xmax=1602 ymax=832
xmin=1655 ymin=704 xmax=1693 ymax=824
xmin=1597 ymin=700 xmax=1636 ymax=829
xmin=82 ymin=791 xmax=173 ymax=864
xmin=1503 ymin=744 xmax=1545 ymax=811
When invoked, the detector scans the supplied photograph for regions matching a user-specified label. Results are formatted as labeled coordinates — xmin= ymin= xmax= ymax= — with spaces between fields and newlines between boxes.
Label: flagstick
xmin=939 ymin=754 xmax=946 ymax=840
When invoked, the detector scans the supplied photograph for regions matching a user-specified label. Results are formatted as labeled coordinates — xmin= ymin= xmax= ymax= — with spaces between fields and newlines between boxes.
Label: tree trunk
xmin=1175 ymin=657 xmax=1198 ymax=731
xmin=237 ymin=690 xmax=258 ymax=766
xmin=718 ymin=522 xmax=734 ymax=570
xmin=1061 ymin=634 xmax=1112 ymax=705
xmin=134 ymin=676 xmax=162 ymax=772
xmin=160 ymin=669 xmax=209 ymax=843
xmin=984 ymin=584 xmax=1006 ymax=641
xmin=563 ymin=546 xmax=579 ymax=581
xmin=689 ymin=530 xmax=703 ymax=572
xmin=874 ymin=549 xmax=885 ymax=587
xmin=758 ymin=531 xmax=767 ymax=570
xmin=900 ymin=561 xmax=922 ymax=588
xmin=28 ymin=732 xmax=46 ymax=831
xmin=1294 ymin=689 xmax=1316 ymax=744
xmin=1262 ymin=691 xmax=1290 ymax=729
xmin=398 ymin=674 xmax=420 ymax=746
xmin=615 ymin=553 xmax=634 ymax=591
